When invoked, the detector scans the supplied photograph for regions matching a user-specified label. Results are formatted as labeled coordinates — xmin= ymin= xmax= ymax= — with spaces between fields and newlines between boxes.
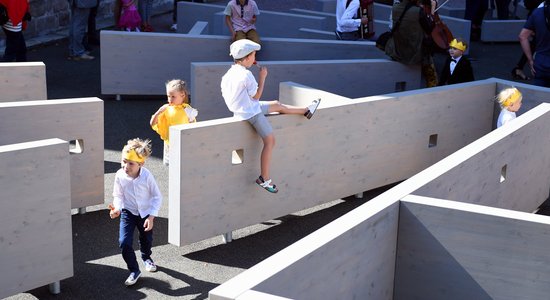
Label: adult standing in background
xmin=464 ymin=0 xmax=488 ymax=40
xmin=335 ymin=0 xmax=369 ymax=40
xmin=385 ymin=0 xmax=438 ymax=87
xmin=68 ymin=0 xmax=96 ymax=60
xmin=519 ymin=0 xmax=550 ymax=87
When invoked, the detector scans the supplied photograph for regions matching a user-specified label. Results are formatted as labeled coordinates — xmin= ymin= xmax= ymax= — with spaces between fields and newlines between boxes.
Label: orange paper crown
xmin=449 ymin=39 xmax=467 ymax=51
xmin=123 ymin=149 xmax=145 ymax=163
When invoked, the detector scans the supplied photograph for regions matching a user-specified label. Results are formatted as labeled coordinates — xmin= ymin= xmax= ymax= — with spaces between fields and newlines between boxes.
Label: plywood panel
xmin=396 ymin=195 xmax=550 ymax=300
xmin=0 ymin=62 xmax=47 ymax=102
xmin=0 ymin=98 xmax=104 ymax=208
xmin=0 ymin=139 xmax=73 ymax=298
xmin=169 ymin=81 xmax=495 ymax=246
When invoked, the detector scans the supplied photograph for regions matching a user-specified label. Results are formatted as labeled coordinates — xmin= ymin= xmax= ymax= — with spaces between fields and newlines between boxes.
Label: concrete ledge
xmin=0 ymin=139 xmax=73 ymax=299
xmin=481 ymin=19 xmax=525 ymax=42
xmin=0 ymin=98 xmax=105 ymax=209
xmin=191 ymin=59 xmax=420 ymax=120
xmin=100 ymin=31 xmax=384 ymax=96
xmin=168 ymin=80 xmax=495 ymax=246
xmin=0 ymin=62 xmax=47 ymax=102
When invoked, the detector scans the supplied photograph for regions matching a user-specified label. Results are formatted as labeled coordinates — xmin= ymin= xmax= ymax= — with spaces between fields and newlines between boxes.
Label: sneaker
xmin=144 ymin=259 xmax=157 ymax=272
xmin=256 ymin=176 xmax=278 ymax=193
xmin=124 ymin=271 xmax=141 ymax=286
xmin=170 ymin=23 xmax=177 ymax=31
xmin=68 ymin=53 xmax=95 ymax=61
xmin=304 ymin=98 xmax=321 ymax=119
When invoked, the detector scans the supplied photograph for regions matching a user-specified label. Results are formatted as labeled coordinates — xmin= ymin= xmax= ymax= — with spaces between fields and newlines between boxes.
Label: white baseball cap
xmin=229 ymin=39 xmax=261 ymax=59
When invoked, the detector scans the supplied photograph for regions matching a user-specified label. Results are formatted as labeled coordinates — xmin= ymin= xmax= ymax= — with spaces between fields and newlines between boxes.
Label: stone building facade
xmin=1 ymin=0 xmax=173 ymax=41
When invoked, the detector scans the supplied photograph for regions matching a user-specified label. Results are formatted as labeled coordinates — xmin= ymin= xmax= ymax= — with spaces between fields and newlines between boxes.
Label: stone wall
xmin=1 ymin=0 xmax=174 ymax=41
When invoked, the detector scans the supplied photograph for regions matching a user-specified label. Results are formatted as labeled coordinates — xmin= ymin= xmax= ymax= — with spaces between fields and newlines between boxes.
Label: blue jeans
xmin=119 ymin=209 xmax=153 ymax=273
xmin=69 ymin=5 xmax=91 ymax=56
xmin=139 ymin=0 xmax=153 ymax=24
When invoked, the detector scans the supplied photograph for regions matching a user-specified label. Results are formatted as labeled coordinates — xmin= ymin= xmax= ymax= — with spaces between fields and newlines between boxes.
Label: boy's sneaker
xmin=256 ymin=176 xmax=278 ymax=193
xmin=124 ymin=271 xmax=141 ymax=286
xmin=144 ymin=259 xmax=157 ymax=272
xmin=304 ymin=98 xmax=321 ymax=119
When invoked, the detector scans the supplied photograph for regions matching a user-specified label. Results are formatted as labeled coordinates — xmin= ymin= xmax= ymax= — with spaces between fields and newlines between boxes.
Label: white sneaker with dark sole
xmin=305 ymin=98 xmax=321 ymax=119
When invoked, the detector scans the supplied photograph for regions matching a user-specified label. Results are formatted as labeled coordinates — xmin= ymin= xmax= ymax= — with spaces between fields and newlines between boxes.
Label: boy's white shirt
xmin=221 ymin=64 xmax=262 ymax=120
xmin=113 ymin=166 xmax=163 ymax=218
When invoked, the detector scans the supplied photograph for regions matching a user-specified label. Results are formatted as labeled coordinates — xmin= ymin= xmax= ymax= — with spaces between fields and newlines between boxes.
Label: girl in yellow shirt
xmin=150 ymin=79 xmax=198 ymax=165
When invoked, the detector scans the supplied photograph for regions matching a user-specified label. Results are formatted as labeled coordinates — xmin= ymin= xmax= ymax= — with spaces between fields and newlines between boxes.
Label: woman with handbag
xmin=384 ymin=0 xmax=438 ymax=87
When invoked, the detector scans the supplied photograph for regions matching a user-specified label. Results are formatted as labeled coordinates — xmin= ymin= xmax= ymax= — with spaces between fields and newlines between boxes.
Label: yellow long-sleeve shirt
xmin=151 ymin=103 xmax=194 ymax=144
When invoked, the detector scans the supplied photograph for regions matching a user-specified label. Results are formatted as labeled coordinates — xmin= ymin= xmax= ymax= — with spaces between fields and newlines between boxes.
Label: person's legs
xmin=119 ymin=210 xmax=140 ymax=273
xmin=69 ymin=6 xmax=91 ymax=57
xmin=14 ymin=30 xmax=27 ymax=62
xmin=248 ymin=113 xmax=277 ymax=192
xmin=85 ymin=3 xmax=99 ymax=47
xmin=245 ymin=29 xmax=261 ymax=44
xmin=234 ymin=30 xmax=246 ymax=41
xmin=140 ymin=0 xmax=153 ymax=31
xmin=136 ymin=216 xmax=153 ymax=262
xmin=266 ymin=100 xmax=308 ymax=115
xmin=2 ymin=28 xmax=17 ymax=62
xmin=495 ymin=0 xmax=511 ymax=19
xmin=260 ymin=134 xmax=275 ymax=181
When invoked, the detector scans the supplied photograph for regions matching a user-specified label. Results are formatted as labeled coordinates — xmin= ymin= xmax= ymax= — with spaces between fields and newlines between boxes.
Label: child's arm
xmin=225 ymin=15 xmax=236 ymax=41
xmin=150 ymin=104 xmax=169 ymax=127
xmin=252 ymin=66 xmax=267 ymax=100
xmin=110 ymin=173 xmax=124 ymax=219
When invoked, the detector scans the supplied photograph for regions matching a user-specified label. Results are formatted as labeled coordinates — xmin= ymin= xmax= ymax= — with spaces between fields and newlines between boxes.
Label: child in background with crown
xmin=438 ymin=38 xmax=475 ymax=86
xmin=150 ymin=79 xmax=198 ymax=166
xmin=109 ymin=138 xmax=163 ymax=286
xmin=496 ymin=87 xmax=522 ymax=128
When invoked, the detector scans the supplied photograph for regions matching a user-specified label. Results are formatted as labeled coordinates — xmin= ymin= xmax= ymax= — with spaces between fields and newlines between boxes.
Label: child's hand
xmin=259 ymin=66 xmax=268 ymax=80
xmin=185 ymin=107 xmax=198 ymax=122
xmin=108 ymin=204 xmax=120 ymax=219
xmin=144 ymin=216 xmax=155 ymax=231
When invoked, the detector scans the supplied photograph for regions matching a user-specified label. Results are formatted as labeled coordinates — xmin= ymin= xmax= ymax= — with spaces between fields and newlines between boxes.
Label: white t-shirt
xmin=497 ymin=109 xmax=516 ymax=128
xmin=221 ymin=64 xmax=261 ymax=120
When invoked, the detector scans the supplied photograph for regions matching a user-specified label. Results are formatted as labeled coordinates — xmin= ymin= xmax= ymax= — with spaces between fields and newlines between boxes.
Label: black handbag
xmin=376 ymin=3 xmax=414 ymax=51
xmin=376 ymin=31 xmax=392 ymax=50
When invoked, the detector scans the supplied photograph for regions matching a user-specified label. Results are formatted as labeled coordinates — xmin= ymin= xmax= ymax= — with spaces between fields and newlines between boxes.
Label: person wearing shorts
xmin=220 ymin=39 xmax=321 ymax=193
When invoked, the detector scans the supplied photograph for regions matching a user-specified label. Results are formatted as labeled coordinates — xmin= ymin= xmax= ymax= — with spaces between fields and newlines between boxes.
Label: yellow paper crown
xmin=123 ymin=149 xmax=145 ymax=163
xmin=502 ymin=88 xmax=522 ymax=107
xmin=449 ymin=39 xmax=467 ymax=51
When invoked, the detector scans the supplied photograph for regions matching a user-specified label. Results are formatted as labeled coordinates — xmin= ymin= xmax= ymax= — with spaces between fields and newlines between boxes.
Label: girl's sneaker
xmin=304 ymin=98 xmax=321 ymax=119
xmin=256 ymin=176 xmax=278 ymax=193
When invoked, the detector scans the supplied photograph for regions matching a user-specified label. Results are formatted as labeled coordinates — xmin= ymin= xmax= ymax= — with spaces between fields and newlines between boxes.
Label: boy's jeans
xmin=119 ymin=209 xmax=153 ymax=273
